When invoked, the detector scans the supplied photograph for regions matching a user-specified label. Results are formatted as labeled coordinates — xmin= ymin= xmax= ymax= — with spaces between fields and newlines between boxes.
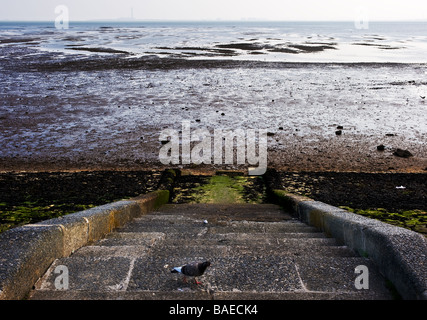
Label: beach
xmin=0 ymin=21 xmax=426 ymax=173
xmin=1 ymin=54 xmax=426 ymax=173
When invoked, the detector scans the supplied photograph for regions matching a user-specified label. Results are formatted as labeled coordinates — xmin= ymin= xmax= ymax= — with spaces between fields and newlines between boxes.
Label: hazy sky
xmin=1 ymin=0 xmax=427 ymax=21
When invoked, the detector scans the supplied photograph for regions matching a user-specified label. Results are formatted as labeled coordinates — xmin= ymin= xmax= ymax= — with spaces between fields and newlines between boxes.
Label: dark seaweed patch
xmin=69 ymin=47 xmax=130 ymax=54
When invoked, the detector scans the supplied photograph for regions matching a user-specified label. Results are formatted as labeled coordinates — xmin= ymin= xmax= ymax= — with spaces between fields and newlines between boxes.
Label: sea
xmin=1 ymin=20 xmax=427 ymax=63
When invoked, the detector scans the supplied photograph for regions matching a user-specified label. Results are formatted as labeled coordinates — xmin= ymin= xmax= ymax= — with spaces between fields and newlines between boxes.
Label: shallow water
xmin=1 ymin=21 xmax=427 ymax=62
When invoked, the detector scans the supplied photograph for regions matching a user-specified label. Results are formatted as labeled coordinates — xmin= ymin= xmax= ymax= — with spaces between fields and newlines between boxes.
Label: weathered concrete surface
xmin=30 ymin=204 xmax=393 ymax=300
xmin=271 ymin=190 xmax=427 ymax=300
xmin=0 ymin=224 xmax=63 ymax=300
xmin=0 ymin=190 xmax=169 ymax=300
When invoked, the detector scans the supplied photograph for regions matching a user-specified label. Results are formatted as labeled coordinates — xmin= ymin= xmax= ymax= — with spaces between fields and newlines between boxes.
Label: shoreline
xmin=1 ymin=163 xmax=427 ymax=175
xmin=6 ymin=54 xmax=427 ymax=73
xmin=1 ymin=169 xmax=425 ymax=236
xmin=1 ymin=45 xmax=427 ymax=72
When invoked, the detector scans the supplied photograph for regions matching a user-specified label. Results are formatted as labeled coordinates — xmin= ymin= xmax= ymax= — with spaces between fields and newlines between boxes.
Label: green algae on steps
xmin=190 ymin=175 xmax=265 ymax=204
xmin=339 ymin=206 xmax=427 ymax=236
xmin=0 ymin=171 xmax=162 ymax=234
xmin=0 ymin=201 xmax=97 ymax=234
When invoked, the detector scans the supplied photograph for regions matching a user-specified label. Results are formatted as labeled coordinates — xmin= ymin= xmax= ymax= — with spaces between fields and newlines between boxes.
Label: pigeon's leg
xmin=183 ymin=276 xmax=187 ymax=284
xmin=194 ymin=278 xmax=202 ymax=285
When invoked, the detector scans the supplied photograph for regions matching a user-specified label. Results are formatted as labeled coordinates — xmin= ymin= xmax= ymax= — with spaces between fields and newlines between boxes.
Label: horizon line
xmin=0 ymin=19 xmax=426 ymax=23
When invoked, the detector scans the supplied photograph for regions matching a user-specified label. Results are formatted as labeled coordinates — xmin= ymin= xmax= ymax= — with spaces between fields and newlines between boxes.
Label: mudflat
xmin=1 ymin=50 xmax=426 ymax=173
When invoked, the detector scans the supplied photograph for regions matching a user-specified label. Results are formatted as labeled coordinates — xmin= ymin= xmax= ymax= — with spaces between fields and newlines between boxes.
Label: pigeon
xmin=171 ymin=261 xmax=211 ymax=285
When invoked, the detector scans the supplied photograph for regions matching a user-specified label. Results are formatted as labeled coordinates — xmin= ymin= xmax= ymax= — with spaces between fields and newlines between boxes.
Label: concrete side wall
xmin=272 ymin=190 xmax=427 ymax=300
xmin=0 ymin=190 xmax=169 ymax=300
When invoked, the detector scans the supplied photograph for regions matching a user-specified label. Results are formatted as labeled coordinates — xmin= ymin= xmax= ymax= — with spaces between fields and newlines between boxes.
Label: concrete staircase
xmin=29 ymin=203 xmax=393 ymax=300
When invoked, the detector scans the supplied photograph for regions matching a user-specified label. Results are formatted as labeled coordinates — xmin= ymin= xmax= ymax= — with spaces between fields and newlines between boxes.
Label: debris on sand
xmin=393 ymin=148 xmax=413 ymax=158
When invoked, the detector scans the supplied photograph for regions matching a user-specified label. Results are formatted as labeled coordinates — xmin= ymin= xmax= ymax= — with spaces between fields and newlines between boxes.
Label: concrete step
xmin=98 ymin=231 xmax=347 ymax=252
xmin=31 ymin=253 xmax=391 ymax=300
xmin=118 ymin=217 xmax=320 ymax=235
xmin=75 ymin=235 xmax=356 ymax=259
xmin=29 ymin=289 xmax=385 ymax=300
xmin=148 ymin=243 xmax=358 ymax=258
xmin=152 ymin=204 xmax=291 ymax=222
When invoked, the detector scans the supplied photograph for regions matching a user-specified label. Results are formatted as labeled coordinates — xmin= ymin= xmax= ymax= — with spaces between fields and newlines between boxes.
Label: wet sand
xmin=0 ymin=50 xmax=426 ymax=173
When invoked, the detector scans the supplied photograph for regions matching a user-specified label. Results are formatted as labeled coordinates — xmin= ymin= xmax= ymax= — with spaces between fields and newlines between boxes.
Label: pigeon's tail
xmin=171 ymin=267 xmax=182 ymax=274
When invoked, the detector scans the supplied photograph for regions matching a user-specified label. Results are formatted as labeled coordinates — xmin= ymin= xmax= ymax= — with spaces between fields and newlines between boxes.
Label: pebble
xmin=393 ymin=148 xmax=413 ymax=158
